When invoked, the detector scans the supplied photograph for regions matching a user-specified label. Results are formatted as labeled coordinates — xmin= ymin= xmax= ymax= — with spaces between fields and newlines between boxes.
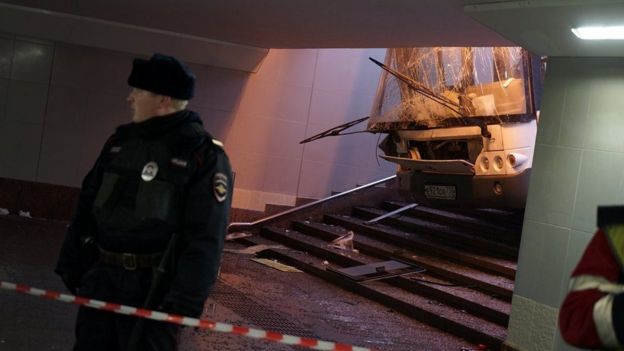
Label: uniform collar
xmin=117 ymin=110 xmax=202 ymax=138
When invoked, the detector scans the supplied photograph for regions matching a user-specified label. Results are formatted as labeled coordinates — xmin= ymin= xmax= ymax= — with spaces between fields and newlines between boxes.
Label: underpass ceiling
xmin=1 ymin=0 xmax=623 ymax=71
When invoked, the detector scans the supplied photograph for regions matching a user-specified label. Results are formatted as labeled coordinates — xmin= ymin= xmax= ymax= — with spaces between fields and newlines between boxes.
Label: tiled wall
xmin=0 ymin=34 xmax=53 ymax=182
xmin=0 ymin=32 xmax=394 ymax=214
xmin=226 ymin=48 xmax=395 ymax=210
xmin=507 ymin=57 xmax=624 ymax=350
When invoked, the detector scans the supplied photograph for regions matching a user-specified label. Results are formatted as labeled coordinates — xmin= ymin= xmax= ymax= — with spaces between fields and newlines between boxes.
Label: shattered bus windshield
xmin=368 ymin=47 xmax=534 ymax=132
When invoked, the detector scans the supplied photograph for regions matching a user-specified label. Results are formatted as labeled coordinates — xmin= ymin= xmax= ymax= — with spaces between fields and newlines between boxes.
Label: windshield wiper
xmin=299 ymin=116 xmax=370 ymax=144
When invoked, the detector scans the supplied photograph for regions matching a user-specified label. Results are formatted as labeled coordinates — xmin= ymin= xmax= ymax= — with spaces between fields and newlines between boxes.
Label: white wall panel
xmin=1 ymin=35 xmax=393 ymax=211
xmin=0 ymin=36 xmax=13 ymax=79
xmin=510 ymin=57 xmax=624 ymax=350
xmin=11 ymin=40 xmax=53 ymax=82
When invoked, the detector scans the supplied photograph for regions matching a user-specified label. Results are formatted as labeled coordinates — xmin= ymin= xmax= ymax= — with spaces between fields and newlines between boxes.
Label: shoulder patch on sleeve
xmin=212 ymin=138 xmax=224 ymax=148
xmin=213 ymin=173 xmax=228 ymax=202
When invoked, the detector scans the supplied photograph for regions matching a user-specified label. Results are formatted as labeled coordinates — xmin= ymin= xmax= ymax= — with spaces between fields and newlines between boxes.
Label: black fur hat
xmin=128 ymin=53 xmax=195 ymax=100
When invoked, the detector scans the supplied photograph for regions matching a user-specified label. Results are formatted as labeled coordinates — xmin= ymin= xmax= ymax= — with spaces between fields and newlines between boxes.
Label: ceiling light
xmin=572 ymin=26 xmax=624 ymax=40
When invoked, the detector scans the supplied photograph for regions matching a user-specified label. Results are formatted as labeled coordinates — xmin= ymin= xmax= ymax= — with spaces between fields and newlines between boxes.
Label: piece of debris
xmin=330 ymin=231 xmax=354 ymax=251
xmin=18 ymin=210 xmax=31 ymax=218
xmin=251 ymin=258 xmax=302 ymax=272
xmin=222 ymin=244 xmax=284 ymax=255
xmin=327 ymin=260 xmax=425 ymax=282
xmin=204 ymin=302 xmax=217 ymax=316
xmin=0 ymin=208 xmax=9 ymax=215
xmin=225 ymin=232 xmax=253 ymax=241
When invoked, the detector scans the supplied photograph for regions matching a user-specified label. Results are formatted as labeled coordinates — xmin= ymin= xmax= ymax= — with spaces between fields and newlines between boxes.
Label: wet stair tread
xmin=324 ymin=213 xmax=517 ymax=279
xmin=453 ymin=207 xmax=525 ymax=228
xmin=235 ymin=234 xmax=507 ymax=347
xmin=353 ymin=206 xmax=518 ymax=259
xmin=290 ymin=221 xmax=514 ymax=300
xmin=383 ymin=201 xmax=521 ymax=245
xmin=275 ymin=224 xmax=511 ymax=324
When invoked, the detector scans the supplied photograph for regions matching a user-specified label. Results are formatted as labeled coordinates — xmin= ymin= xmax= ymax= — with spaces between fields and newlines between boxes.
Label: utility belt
xmin=98 ymin=247 xmax=163 ymax=270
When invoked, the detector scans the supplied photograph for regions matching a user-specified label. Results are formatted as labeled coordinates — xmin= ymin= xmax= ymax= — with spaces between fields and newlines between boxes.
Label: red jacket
xmin=559 ymin=226 xmax=624 ymax=348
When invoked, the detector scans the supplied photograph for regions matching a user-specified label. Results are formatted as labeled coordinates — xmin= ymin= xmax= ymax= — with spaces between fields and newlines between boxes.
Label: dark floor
xmin=0 ymin=214 xmax=474 ymax=351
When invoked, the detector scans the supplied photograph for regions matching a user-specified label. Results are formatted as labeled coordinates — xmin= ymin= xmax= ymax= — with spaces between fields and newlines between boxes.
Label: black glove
xmin=60 ymin=272 xmax=79 ymax=295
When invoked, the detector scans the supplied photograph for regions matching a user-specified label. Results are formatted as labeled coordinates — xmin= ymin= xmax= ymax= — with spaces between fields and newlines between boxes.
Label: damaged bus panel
xmin=370 ymin=47 xmax=539 ymax=208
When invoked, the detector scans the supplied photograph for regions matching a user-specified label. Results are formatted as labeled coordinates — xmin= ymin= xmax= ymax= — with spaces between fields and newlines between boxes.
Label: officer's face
xmin=127 ymin=88 xmax=162 ymax=123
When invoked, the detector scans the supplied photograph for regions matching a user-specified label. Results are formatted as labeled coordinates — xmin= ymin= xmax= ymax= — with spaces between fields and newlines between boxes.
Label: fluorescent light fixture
xmin=572 ymin=26 xmax=624 ymax=40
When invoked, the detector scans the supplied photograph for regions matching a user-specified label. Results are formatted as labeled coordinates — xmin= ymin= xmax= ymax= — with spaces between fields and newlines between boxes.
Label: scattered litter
xmin=330 ymin=231 xmax=355 ymax=251
xmin=322 ymin=260 xmax=329 ymax=265
xmin=18 ymin=210 xmax=31 ymax=218
xmin=250 ymin=258 xmax=302 ymax=272
xmin=204 ymin=302 xmax=217 ymax=316
xmin=327 ymin=260 xmax=425 ymax=282
xmin=223 ymin=244 xmax=284 ymax=255
xmin=225 ymin=232 xmax=253 ymax=241
xmin=0 ymin=208 xmax=9 ymax=215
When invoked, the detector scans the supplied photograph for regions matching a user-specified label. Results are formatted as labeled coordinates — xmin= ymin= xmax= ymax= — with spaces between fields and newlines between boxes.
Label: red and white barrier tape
xmin=0 ymin=280 xmax=375 ymax=351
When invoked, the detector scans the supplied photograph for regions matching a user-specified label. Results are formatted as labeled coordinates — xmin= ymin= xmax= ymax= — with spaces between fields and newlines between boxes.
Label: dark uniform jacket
xmin=55 ymin=109 xmax=232 ymax=317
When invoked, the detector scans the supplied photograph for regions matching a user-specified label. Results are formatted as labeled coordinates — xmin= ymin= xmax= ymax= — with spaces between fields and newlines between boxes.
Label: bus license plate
xmin=424 ymin=185 xmax=457 ymax=200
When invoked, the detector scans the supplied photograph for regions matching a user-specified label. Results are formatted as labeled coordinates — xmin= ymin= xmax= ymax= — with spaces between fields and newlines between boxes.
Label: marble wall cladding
xmin=0 ymin=78 xmax=8 ymax=122
xmin=514 ymin=220 xmax=570 ymax=307
xmin=297 ymin=48 xmax=395 ymax=199
xmin=6 ymin=80 xmax=48 ymax=124
xmin=523 ymin=144 xmax=582 ymax=228
xmin=0 ymin=33 xmax=393 ymax=211
xmin=0 ymin=35 xmax=53 ymax=182
xmin=224 ymin=47 xmax=394 ymax=202
xmin=11 ymin=39 xmax=54 ymax=83
xmin=510 ymin=57 xmax=624 ymax=350
xmin=0 ymin=121 xmax=43 ymax=181
xmin=0 ymin=35 xmax=12 ymax=79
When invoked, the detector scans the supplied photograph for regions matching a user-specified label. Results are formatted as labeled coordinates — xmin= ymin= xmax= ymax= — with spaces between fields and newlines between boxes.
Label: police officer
xmin=55 ymin=53 xmax=232 ymax=350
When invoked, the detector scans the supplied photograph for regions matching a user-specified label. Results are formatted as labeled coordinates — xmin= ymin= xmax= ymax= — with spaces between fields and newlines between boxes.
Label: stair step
xmin=278 ymin=224 xmax=511 ymax=326
xmin=237 ymin=234 xmax=507 ymax=349
xmin=383 ymin=201 xmax=521 ymax=246
xmin=452 ymin=207 xmax=525 ymax=228
xmin=290 ymin=221 xmax=514 ymax=301
xmin=353 ymin=206 xmax=519 ymax=260
xmin=324 ymin=213 xmax=517 ymax=279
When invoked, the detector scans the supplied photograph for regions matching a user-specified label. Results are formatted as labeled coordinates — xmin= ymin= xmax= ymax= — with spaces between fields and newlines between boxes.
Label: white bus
xmin=369 ymin=47 xmax=541 ymax=209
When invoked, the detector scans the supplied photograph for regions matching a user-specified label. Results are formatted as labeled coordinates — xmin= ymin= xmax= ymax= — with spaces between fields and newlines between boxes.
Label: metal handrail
xmin=228 ymin=174 xmax=397 ymax=232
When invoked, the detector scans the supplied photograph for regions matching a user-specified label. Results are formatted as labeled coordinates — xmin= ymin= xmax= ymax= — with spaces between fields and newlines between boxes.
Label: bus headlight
xmin=480 ymin=156 xmax=490 ymax=172
xmin=507 ymin=153 xmax=528 ymax=168
xmin=493 ymin=156 xmax=504 ymax=171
